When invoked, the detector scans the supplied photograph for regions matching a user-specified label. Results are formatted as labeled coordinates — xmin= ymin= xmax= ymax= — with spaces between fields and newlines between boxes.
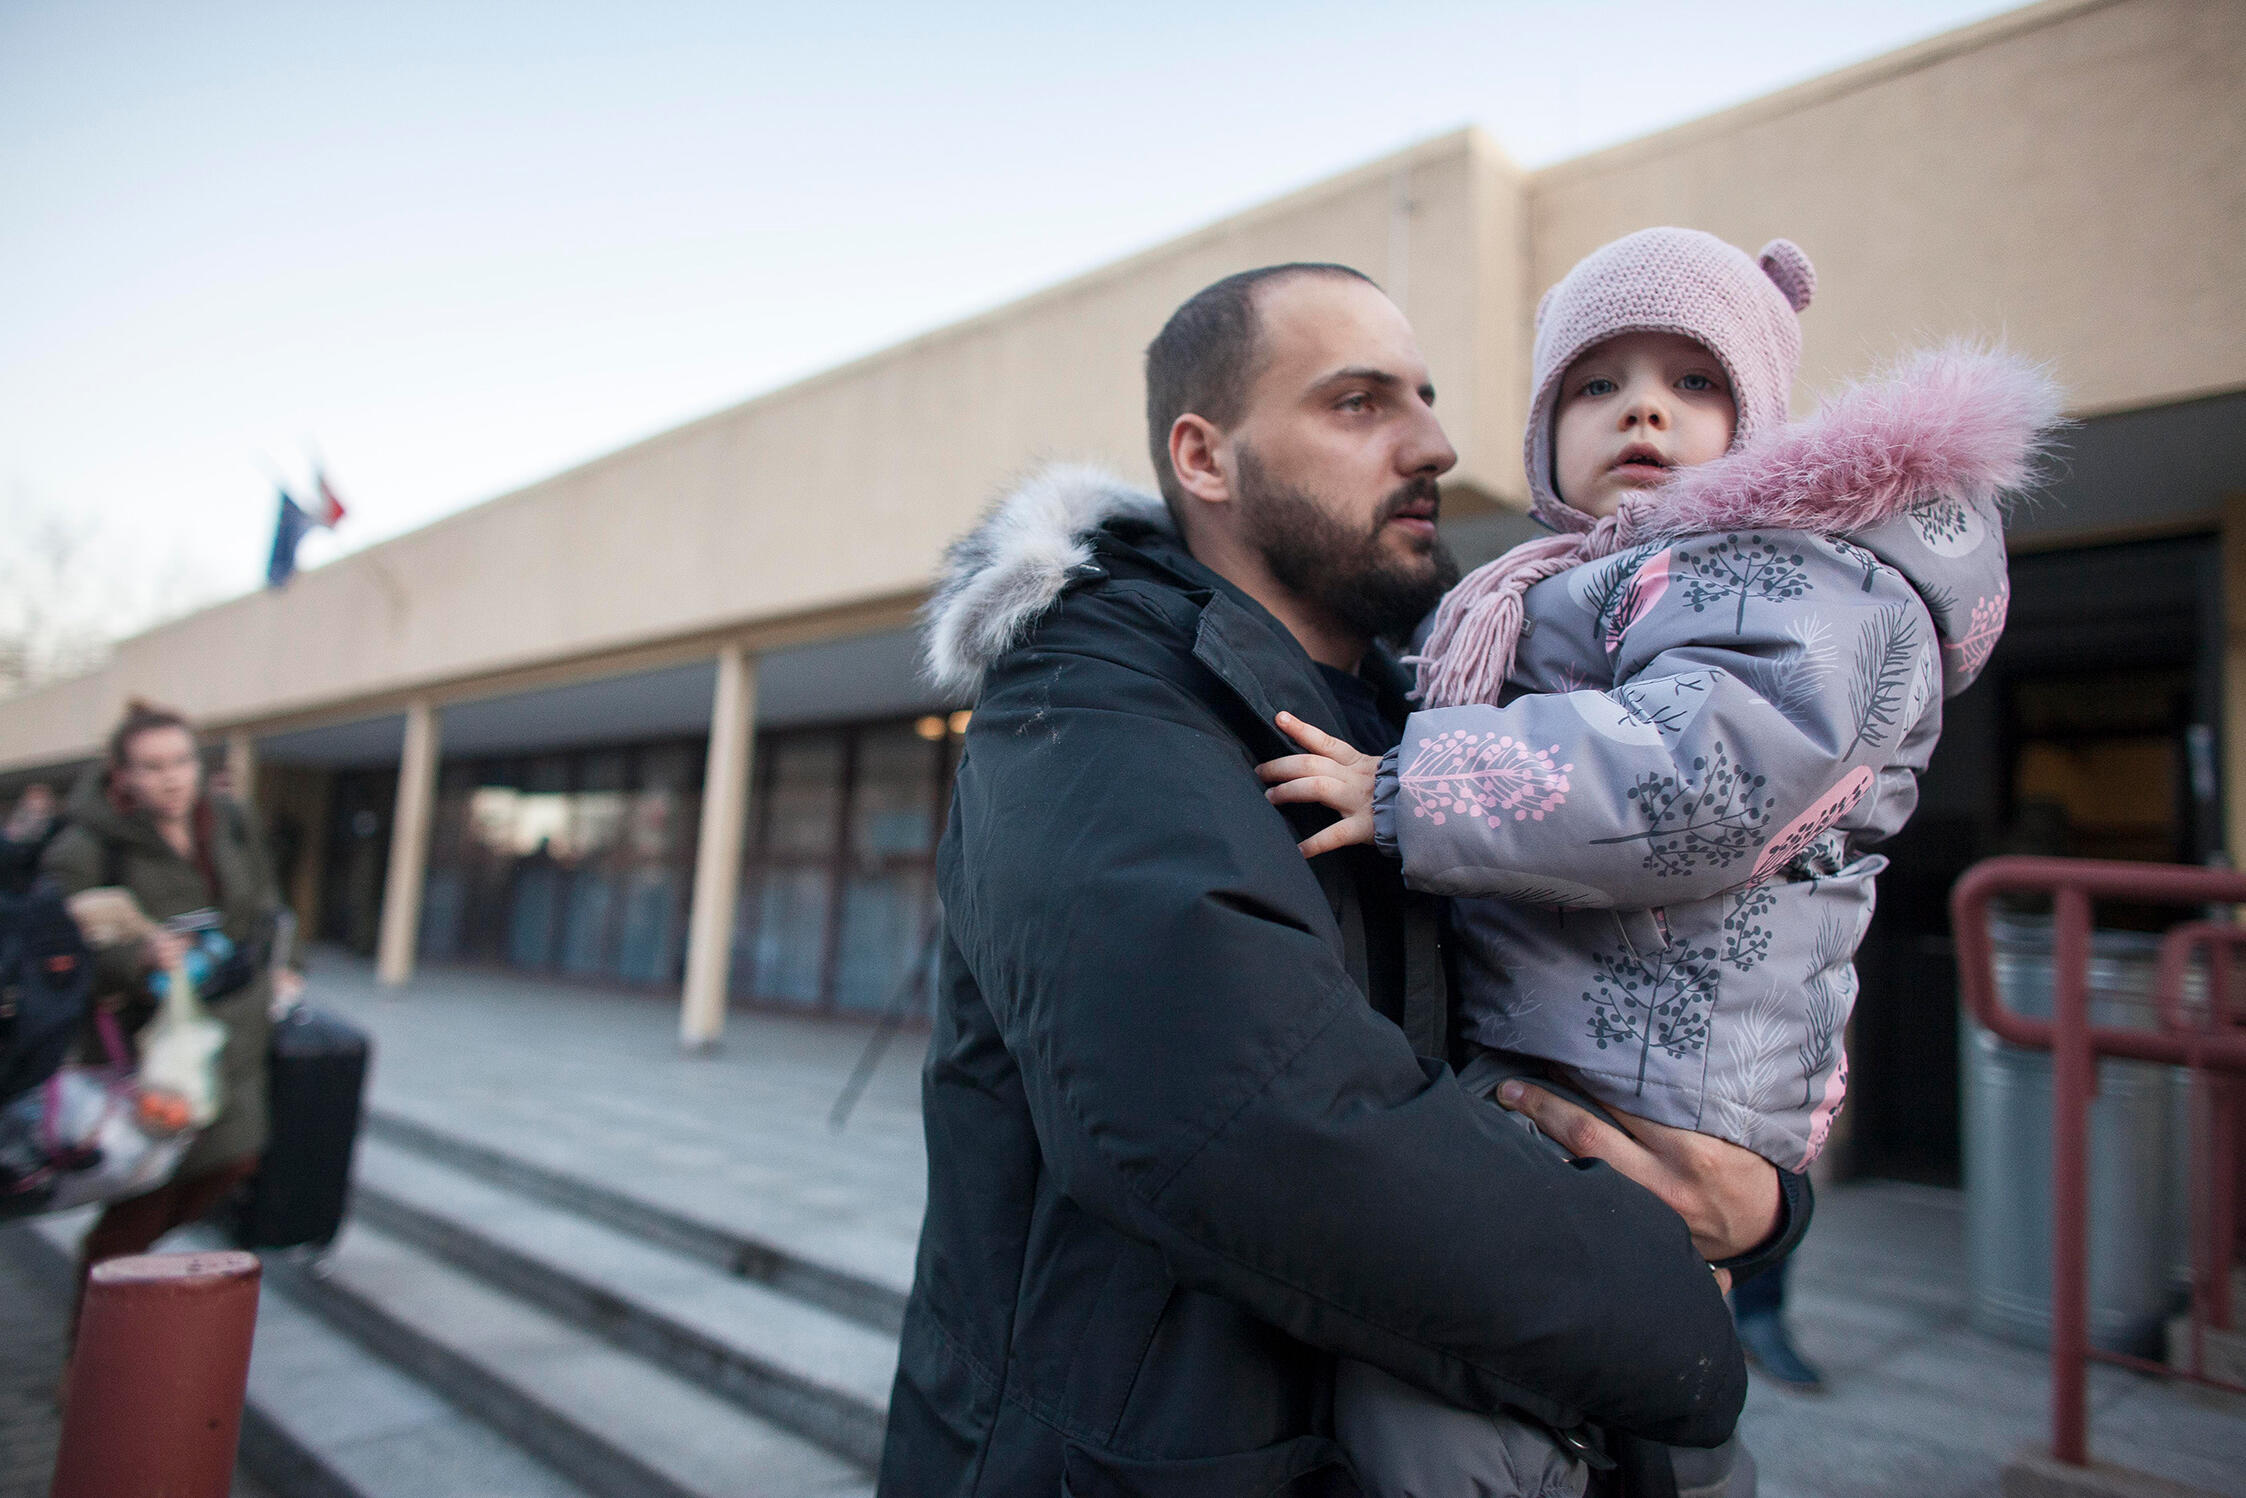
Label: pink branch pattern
xmin=1400 ymin=729 xmax=1573 ymax=828
xmin=1944 ymin=584 xmax=2008 ymax=678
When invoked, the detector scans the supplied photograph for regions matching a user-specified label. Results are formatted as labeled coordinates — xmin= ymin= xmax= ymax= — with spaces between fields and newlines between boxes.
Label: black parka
xmin=881 ymin=475 xmax=1747 ymax=1497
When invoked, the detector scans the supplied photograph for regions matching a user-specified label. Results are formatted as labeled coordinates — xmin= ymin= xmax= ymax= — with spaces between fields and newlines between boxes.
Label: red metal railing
xmin=1951 ymin=856 xmax=2246 ymax=1467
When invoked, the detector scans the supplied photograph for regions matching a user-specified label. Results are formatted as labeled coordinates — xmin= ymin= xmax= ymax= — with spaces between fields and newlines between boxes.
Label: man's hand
xmin=1257 ymin=712 xmax=1378 ymax=857
xmin=1496 ymin=1079 xmax=1780 ymax=1263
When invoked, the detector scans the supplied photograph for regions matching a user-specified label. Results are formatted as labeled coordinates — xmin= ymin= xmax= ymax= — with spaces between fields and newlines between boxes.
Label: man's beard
xmin=1235 ymin=448 xmax=1460 ymax=646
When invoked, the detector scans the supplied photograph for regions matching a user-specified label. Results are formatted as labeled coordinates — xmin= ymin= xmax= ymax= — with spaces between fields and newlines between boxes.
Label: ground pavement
xmin=9 ymin=952 xmax=2244 ymax=1495
xmin=310 ymin=956 xmax=2245 ymax=1497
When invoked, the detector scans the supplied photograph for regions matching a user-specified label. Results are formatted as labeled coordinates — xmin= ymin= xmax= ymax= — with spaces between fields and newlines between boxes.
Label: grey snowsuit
xmin=1340 ymin=347 xmax=2053 ymax=1498
xmin=1371 ymin=357 xmax=2036 ymax=1171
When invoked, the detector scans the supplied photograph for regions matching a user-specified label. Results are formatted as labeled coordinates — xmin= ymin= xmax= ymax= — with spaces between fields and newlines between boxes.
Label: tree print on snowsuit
xmin=1397 ymin=729 xmax=1573 ymax=828
xmin=1589 ymin=740 xmax=1775 ymax=879
xmin=1945 ymin=584 xmax=2008 ymax=678
xmin=1719 ymin=885 xmax=1777 ymax=972
xmin=1677 ymin=534 xmax=1810 ymax=634
xmin=1844 ymin=603 xmax=1921 ymax=756
xmin=1582 ymin=937 xmax=1721 ymax=1096
xmin=1908 ymin=497 xmax=1975 ymax=550
xmin=1745 ymin=765 xmax=1875 ymax=886
xmin=1599 ymin=549 xmax=1673 ymax=654
xmin=1580 ymin=543 xmax=1664 ymax=645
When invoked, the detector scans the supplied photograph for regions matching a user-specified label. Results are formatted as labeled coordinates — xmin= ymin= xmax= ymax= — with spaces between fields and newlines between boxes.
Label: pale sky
xmin=1 ymin=0 xmax=2028 ymax=642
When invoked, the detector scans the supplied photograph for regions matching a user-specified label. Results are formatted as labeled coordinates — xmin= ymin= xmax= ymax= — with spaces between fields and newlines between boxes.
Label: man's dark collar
xmin=1094 ymin=517 xmax=1415 ymax=734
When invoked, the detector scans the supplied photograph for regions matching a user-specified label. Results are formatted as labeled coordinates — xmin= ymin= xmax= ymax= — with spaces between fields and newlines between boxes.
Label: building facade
xmin=3 ymin=0 xmax=2240 ymax=1180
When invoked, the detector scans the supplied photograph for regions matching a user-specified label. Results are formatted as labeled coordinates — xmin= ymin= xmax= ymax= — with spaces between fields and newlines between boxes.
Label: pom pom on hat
xmin=1758 ymin=239 xmax=1816 ymax=312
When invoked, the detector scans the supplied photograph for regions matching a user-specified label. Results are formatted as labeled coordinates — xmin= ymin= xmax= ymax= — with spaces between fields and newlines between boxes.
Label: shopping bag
xmin=66 ymin=887 xmax=226 ymax=1128
xmin=0 ymin=1011 xmax=194 ymax=1220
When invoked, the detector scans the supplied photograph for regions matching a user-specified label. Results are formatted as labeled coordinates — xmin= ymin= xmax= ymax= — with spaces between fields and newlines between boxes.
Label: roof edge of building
xmin=1529 ymin=0 xmax=2123 ymax=188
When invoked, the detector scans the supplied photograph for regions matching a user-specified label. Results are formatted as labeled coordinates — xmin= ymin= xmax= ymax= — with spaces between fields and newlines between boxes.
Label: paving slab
xmin=1745 ymin=1183 xmax=2246 ymax=1498
xmin=351 ymin=1133 xmax=895 ymax=1461
xmin=296 ymin=1220 xmax=871 ymax=1498
xmin=306 ymin=956 xmax=926 ymax=1299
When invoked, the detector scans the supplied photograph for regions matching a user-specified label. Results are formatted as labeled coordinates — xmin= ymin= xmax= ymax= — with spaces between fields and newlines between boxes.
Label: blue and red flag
xmin=265 ymin=469 xmax=348 ymax=589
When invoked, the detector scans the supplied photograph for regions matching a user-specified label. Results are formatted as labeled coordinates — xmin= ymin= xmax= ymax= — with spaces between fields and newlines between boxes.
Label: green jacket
xmin=42 ymin=769 xmax=283 ymax=1174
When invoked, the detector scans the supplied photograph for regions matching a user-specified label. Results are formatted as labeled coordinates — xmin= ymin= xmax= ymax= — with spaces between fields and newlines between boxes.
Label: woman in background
xmin=43 ymin=699 xmax=295 ymax=1338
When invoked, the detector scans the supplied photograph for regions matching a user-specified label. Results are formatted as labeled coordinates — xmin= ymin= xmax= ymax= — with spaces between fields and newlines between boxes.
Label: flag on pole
xmin=265 ymin=469 xmax=347 ymax=589
xmin=311 ymin=468 xmax=348 ymax=528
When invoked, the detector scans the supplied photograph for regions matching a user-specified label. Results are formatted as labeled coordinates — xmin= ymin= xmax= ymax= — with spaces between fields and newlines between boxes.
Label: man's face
xmin=1222 ymin=276 xmax=1460 ymax=639
xmin=120 ymin=725 xmax=200 ymax=823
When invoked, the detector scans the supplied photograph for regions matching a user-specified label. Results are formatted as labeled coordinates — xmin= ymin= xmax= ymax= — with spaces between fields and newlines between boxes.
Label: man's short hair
xmin=1143 ymin=263 xmax=1376 ymax=521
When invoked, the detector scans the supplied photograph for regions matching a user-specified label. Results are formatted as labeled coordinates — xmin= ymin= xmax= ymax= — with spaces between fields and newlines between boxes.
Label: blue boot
xmin=1736 ymin=1309 xmax=1825 ymax=1393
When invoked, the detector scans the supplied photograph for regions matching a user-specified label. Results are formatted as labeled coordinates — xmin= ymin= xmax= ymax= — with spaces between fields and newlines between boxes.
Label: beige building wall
xmin=1529 ymin=0 xmax=2246 ymax=416
xmin=3 ymin=0 xmax=2239 ymax=775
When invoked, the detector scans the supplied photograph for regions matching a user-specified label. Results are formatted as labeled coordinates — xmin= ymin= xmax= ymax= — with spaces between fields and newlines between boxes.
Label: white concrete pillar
xmin=223 ymin=730 xmax=257 ymax=807
xmin=376 ymin=699 xmax=441 ymax=988
xmin=680 ymin=645 xmax=758 ymax=1050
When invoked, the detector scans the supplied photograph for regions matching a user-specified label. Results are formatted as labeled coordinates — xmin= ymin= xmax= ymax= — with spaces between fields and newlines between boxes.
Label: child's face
xmin=1552 ymin=331 xmax=1736 ymax=519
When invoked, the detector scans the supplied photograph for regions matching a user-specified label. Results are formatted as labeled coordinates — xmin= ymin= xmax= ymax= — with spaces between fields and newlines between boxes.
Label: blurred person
xmin=1 ymin=781 xmax=60 ymax=889
xmin=42 ymin=700 xmax=296 ymax=1341
xmin=4 ymin=781 xmax=57 ymax=844
xmin=1731 ymin=1257 xmax=1823 ymax=1393
xmin=889 ymin=264 xmax=1799 ymax=1498
xmin=1259 ymin=230 xmax=2057 ymax=1494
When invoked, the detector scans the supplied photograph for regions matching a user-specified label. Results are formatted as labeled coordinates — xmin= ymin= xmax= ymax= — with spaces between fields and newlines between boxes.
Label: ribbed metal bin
xmin=1963 ymin=914 xmax=2193 ymax=1355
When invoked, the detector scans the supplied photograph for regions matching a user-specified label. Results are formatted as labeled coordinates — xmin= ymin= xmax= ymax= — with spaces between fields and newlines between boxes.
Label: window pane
xmin=611 ymin=744 xmax=698 ymax=985
xmin=762 ymin=735 xmax=845 ymax=859
xmin=746 ymin=866 xmax=830 ymax=1006
xmin=850 ymin=725 xmax=937 ymax=863
xmin=508 ymin=847 xmax=563 ymax=968
xmin=833 ymin=868 xmax=932 ymax=1012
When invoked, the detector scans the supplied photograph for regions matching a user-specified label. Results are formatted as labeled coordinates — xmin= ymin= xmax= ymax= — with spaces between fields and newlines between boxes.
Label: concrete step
xmin=271 ymin=1219 xmax=874 ymax=1498
xmin=365 ymin=1110 xmax=906 ymax=1335
xmin=8 ymin=1213 xmax=595 ymax=1498
xmin=2165 ymin=1313 xmax=2246 ymax=1390
xmin=349 ymin=1134 xmax=895 ymax=1466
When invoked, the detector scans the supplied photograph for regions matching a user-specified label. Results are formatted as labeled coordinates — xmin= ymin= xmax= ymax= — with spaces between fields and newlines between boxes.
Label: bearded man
xmin=884 ymin=265 xmax=1799 ymax=1496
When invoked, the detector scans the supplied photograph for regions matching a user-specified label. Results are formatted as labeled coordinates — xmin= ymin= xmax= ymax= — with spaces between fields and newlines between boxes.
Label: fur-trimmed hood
xmin=921 ymin=463 xmax=1169 ymax=698
xmin=1540 ymin=343 xmax=2064 ymax=547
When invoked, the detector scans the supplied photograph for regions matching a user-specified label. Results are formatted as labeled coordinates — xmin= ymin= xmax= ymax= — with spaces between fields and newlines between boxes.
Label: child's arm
xmin=1384 ymin=533 xmax=1943 ymax=907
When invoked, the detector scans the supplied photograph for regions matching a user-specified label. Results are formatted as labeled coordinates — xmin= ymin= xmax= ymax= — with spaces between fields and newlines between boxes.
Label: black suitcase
xmin=230 ymin=1005 xmax=371 ymax=1250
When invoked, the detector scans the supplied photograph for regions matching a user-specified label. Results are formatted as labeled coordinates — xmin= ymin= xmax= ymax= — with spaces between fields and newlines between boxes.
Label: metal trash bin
xmin=1964 ymin=912 xmax=2193 ymax=1355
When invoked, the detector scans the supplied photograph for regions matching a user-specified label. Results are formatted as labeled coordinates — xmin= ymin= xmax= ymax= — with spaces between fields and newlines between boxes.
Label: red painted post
xmin=2049 ymin=886 xmax=2093 ymax=1467
xmin=2218 ymin=938 xmax=2242 ymax=1332
xmin=50 ymin=1250 xmax=261 ymax=1498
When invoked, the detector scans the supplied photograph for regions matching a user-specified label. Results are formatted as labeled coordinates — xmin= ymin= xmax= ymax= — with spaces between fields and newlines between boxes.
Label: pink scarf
xmin=1406 ymin=344 xmax=2063 ymax=710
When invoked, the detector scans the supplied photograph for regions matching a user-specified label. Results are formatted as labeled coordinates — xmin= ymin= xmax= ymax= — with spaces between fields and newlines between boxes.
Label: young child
xmin=1260 ymin=227 xmax=2061 ymax=1497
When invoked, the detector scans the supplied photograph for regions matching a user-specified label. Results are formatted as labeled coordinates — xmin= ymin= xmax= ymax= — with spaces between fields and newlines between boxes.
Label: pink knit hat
xmin=1525 ymin=227 xmax=1816 ymax=528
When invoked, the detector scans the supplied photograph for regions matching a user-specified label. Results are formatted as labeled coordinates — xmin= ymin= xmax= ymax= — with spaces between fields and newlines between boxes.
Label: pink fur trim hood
xmin=1412 ymin=344 xmax=2066 ymax=709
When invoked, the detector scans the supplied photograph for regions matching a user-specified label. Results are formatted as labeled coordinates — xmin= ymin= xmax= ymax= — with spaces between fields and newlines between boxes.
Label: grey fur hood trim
xmin=921 ymin=464 xmax=1170 ymax=697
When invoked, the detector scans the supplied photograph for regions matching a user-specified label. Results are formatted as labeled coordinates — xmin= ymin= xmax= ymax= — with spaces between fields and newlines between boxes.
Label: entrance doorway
xmin=1846 ymin=534 xmax=2222 ymax=1183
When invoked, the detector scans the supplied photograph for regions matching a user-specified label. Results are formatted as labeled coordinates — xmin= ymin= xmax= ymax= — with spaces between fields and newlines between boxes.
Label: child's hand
xmin=1257 ymin=712 xmax=1378 ymax=858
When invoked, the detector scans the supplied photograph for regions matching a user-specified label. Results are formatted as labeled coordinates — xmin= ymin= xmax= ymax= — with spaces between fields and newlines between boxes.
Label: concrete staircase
xmin=5 ymin=1109 xmax=904 ymax=1498
xmin=2165 ymin=1265 xmax=2246 ymax=1390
